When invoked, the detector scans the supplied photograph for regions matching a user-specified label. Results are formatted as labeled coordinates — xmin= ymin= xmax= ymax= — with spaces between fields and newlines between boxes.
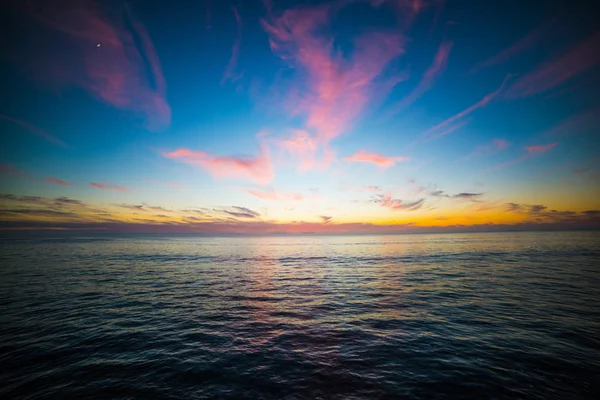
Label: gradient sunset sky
xmin=0 ymin=0 xmax=599 ymax=233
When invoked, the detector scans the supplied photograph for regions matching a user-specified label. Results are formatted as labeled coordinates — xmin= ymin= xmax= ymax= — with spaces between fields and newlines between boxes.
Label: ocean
xmin=1 ymin=231 xmax=599 ymax=399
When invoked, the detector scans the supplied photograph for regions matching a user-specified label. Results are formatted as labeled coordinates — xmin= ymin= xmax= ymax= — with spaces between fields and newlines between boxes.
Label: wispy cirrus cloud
xmin=430 ymin=190 xmax=483 ymax=202
xmin=0 ymin=163 xmax=25 ymax=177
xmin=90 ymin=182 xmax=128 ymax=192
xmin=345 ymin=150 xmax=410 ymax=168
xmin=144 ymin=179 xmax=186 ymax=190
xmin=0 ymin=115 xmax=68 ymax=147
xmin=163 ymin=145 xmax=274 ymax=185
xmin=342 ymin=184 xmax=383 ymax=193
xmin=13 ymin=0 xmax=170 ymax=131
xmin=244 ymin=187 xmax=308 ymax=202
xmin=504 ymin=31 xmax=600 ymax=99
xmin=0 ymin=194 xmax=45 ymax=204
xmin=542 ymin=106 xmax=600 ymax=138
xmin=276 ymin=129 xmax=323 ymax=171
xmin=222 ymin=6 xmax=243 ymax=84
xmin=388 ymin=40 xmax=453 ymax=115
xmin=573 ymin=168 xmax=589 ymax=175
xmin=0 ymin=208 xmax=79 ymax=218
xmin=502 ymin=202 xmax=597 ymax=225
xmin=468 ymin=19 xmax=555 ymax=75
xmin=262 ymin=3 xmax=404 ymax=168
xmin=373 ymin=193 xmax=425 ymax=211
xmin=320 ymin=215 xmax=332 ymax=224
xmin=525 ymin=143 xmax=559 ymax=155
xmin=374 ymin=0 xmax=429 ymax=31
xmin=54 ymin=197 xmax=85 ymax=206
xmin=461 ymin=139 xmax=510 ymax=161
xmin=46 ymin=177 xmax=72 ymax=186
xmin=487 ymin=142 xmax=558 ymax=171
xmin=223 ymin=206 xmax=261 ymax=219
xmin=419 ymin=74 xmax=515 ymax=142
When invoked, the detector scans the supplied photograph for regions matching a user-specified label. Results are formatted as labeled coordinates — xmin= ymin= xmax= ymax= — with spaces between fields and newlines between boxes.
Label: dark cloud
xmin=147 ymin=206 xmax=169 ymax=211
xmin=402 ymin=199 xmax=425 ymax=210
xmin=117 ymin=204 xmax=145 ymax=210
xmin=373 ymin=194 xmax=425 ymax=211
xmin=506 ymin=203 xmax=522 ymax=212
xmin=453 ymin=192 xmax=483 ymax=200
xmin=220 ymin=206 xmax=261 ymax=219
xmin=54 ymin=197 xmax=85 ymax=206
xmin=529 ymin=204 xmax=547 ymax=213
xmin=231 ymin=206 xmax=260 ymax=217
xmin=224 ymin=211 xmax=259 ymax=219
xmin=320 ymin=215 xmax=332 ymax=223
xmin=428 ymin=190 xmax=483 ymax=201
xmin=0 ymin=208 xmax=78 ymax=217
xmin=430 ymin=190 xmax=447 ymax=197
xmin=0 ymin=194 xmax=46 ymax=204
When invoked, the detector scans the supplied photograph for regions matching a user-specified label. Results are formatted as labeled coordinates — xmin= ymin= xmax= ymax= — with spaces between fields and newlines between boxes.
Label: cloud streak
xmin=223 ymin=206 xmax=261 ymax=219
xmin=504 ymin=31 xmax=600 ymax=99
xmin=222 ymin=6 xmax=243 ymax=84
xmin=345 ymin=150 xmax=410 ymax=168
xmin=388 ymin=40 xmax=453 ymax=115
xmin=462 ymin=139 xmax=510 ymax=161
xmin=487 ymin=142 xmax=558 ymax=171
xmin=420 ymin=74 xmax=515 ymax=141
xmin=46 ymin=177 xmax=72 ymax=186
xmin=468 ymin=19 xmax=555 ymax=75
xmin=163 ymin=145 xmax=274 ymax=184
xmin=15 ymin=0 xmax=170 ymax=131
xmin=244 ymin=187 xmax=306 ymax=202
xmin=0 ymin=163 xmax=25 ymax=177
xmin=90 ymin=182 xmax=128 ymax=192
xmin=374 ymin=194 xmax=425 ymax=211
xmin=0 ymin=115 xmax=68 ymax=147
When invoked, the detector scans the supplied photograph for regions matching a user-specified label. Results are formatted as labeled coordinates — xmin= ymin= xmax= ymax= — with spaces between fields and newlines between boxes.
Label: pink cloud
xmin=468 ymin=19 xmax=555 ymax=75
xmin=388 ymin=40 xmax=453 ymax=115
xmin=244 ymin=187 xmax=306 ymax=202
xmin=0 ymin=115 xmax=68 ymax=147
xmin=277 ymin=130 xmax=320 ymax=171
xmin=573 ymin=168 xmax=589 ymax=175
xmin=487 ymin=142 xmax=559 ymax=171
xmin=341 ymin=184 xmax=383 ymax=193
xmin=542 ymin=106 xmax=600 ymax=138
xmin=525 ymin=142 xmax=558 ymax=155
xmin=163 ymin=146 xmax=274 ymax=185
xmin=46 ymin=177 xmax=72 ymax=186
xmin=222 ymin=6 xmax=243 ymax=84
xmin=462 ymin=138 xmax=510 ymax=160
xmin=0 ymin=163 xmax=25 ymax=177
xmin=13 ymin=0 xmax=170 ymax=132
xmin=345 ymin=150 xmax=410 ymax=168
xmin=144 ymin=179 xmax=186 ymax=190
xmin=90 ymin=182 xmax=128 ymax=192
xmin=420 ymin=74 xmax=514 ymax=141
xmin=262 ymin=4 xmax=404 ymax=167
xmin=374 ymin=0 xmax=428 ymax=31
xmin=504 ymin=31 xmax=600 ymax=99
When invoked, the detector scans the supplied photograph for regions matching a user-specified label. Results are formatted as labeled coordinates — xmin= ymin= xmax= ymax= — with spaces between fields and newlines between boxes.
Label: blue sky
xmin=0 ymin=0 xmax=598 ymax=233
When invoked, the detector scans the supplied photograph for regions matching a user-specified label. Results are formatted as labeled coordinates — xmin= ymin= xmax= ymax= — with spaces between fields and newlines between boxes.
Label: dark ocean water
xmin=1 ymin=231 xmax=600 ymax=399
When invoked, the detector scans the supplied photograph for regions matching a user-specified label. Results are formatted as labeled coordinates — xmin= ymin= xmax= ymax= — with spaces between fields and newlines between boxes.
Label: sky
xmin=0 ymin=0 xmax=599 ymax=234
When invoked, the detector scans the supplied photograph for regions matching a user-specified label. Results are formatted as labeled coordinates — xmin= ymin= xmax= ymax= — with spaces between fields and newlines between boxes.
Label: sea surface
xmin=1 ymin=231 xmax=599 ymax=399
